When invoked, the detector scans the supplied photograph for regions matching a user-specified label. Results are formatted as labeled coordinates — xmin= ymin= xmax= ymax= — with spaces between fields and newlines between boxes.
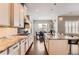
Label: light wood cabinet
xmin=11 ymin=3 xmax=24 ymax=28
xmin=25 ymin=38 xmax=29 ymax=52
xmin=20 ymin=39 xmax=26 ymax=55
xmin=0 ymin=3 xmax=11 ymax=26
xmin=13 ymin=3 xmax=20 ymax=27
xmin=28 ymin=36 xmax=31 ymax=47
xmin=0 ymin=3 xmax=24 ymax=27
xmin=0 ymin=36 xmax=34 ymax=55
xmin=19 ymin=4 xmax=24 ymax=27
xmin=48 ymin=40 xmax=69 ymax=55
xmin=0 ymin=50 xmax=7 ymax=55
xmin=9 ymin=43 xmax=20 ymax=55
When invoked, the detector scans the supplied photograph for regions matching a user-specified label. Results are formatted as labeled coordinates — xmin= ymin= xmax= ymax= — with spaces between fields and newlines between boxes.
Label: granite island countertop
xmin=45 ymin=34 xmax=79 ymax=40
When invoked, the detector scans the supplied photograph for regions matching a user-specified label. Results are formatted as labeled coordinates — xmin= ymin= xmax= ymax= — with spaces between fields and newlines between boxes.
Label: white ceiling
xmin=26 ymin=3 xmax=79 ymax=20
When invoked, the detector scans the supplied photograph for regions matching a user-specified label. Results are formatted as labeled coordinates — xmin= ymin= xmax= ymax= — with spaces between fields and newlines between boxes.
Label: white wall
xmin=33 ymin=20 xmax=53 ymax=33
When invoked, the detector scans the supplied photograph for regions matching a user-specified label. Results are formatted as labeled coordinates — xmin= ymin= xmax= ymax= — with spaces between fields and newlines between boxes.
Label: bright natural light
xmin=38 ymin=23 xmax=47 ymax=31
xmin=65 ymin=21 xmax=79 ymax=34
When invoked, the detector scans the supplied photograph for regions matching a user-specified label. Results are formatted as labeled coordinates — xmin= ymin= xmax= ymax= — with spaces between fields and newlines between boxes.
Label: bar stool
xmin=68 ymin=40 xmax=79 ymax=55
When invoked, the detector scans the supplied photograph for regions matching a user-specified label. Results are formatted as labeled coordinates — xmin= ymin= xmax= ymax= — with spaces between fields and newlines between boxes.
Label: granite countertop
xmin=46 ymin=34 xmax=79 ymax=40
xmin=0 ymin=35 xmax=28 ymax=52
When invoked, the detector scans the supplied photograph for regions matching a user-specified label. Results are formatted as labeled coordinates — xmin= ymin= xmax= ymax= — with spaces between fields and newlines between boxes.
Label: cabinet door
xmin=48 ymin=40 xmax=69 ymax=55
xmin=13 ymin=3 xmax=20 ymax=27
xmin=21 ymin=39 xmax=26 ymax=55
xmin=0 ymin=3 xmax=10 ymax=26
xmin=26 ymin=39 xmax=29 ymax=52
xmin=9 ymin=43 xmax=20 ymax=55
xmin=19 ymin=4 xmax=24 ymax=27
xmin=28 ymin=35 xmax=33 ymax=47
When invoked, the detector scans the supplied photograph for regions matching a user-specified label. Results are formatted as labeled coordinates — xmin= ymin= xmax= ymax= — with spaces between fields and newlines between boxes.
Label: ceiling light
xmin=59 ymin=17 xmax=63 ymax=21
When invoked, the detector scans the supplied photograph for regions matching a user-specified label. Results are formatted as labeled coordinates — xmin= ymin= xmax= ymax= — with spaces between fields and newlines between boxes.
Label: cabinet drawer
xmin=10 ymin=43 xmax=19 ymax=50
xmin=9 ymin=43 xmax=19 ymax=55
xmin=13 ymin=3 xmax=20 ymax=27
xmin=0 ymin=3 xmax=11 ymax=26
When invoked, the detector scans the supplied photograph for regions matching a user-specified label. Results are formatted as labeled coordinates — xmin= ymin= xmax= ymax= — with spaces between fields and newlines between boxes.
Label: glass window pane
xmin=65 ymin=21 xmax=79 ymax=34
xmin=69 ymin=21 xmax=71 ymax=33
xmin=72 ymin=21 xmax=75 ymax=33
xmin=76 ymin=21 xmax=78 ymax=33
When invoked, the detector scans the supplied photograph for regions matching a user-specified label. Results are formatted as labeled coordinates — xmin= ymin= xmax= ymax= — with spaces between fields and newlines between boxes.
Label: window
xmin=38 ymin=24 xmax=42 ymax=29
xmin=38 ymin=23 xmax=47 ymax=31
xmin=65 ymin=21 xmax=79 ymax=34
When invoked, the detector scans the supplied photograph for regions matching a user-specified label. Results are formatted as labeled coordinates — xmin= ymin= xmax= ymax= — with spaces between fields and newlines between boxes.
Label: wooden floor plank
xmin=26 ymin=39 xmax=47 ymax=55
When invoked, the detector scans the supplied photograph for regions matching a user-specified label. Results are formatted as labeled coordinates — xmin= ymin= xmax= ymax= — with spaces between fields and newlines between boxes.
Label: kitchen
xmin=0 ymin=3 xmax=34 ymax=55
xmin=0 ymin=3 xmax=79 ymax=55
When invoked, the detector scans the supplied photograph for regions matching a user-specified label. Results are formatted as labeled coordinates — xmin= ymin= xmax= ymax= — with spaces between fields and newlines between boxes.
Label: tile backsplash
xmin=0 ymin=27 xmax=17 ymax=38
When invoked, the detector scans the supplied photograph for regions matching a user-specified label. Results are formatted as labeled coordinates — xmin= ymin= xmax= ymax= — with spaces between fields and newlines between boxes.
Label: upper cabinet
xmin=0 ymin=4 xmax=11 ymax=26
xmin=11 ymin=3 xmax=24 ymax=28
xmin=13 ymin=3 xmax=20 ymax=27
xmin=19 ymin=4 xmax=24 ymax=27
xmin=0 ymin=3 xmax=25 ymax=28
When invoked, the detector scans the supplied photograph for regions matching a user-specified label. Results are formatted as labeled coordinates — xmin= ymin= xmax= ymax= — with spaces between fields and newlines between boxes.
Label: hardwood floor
xmin=26 ymin=38 xmax=48 ymax=55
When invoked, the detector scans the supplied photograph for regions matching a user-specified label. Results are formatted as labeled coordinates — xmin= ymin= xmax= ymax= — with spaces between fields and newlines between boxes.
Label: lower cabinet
xmin=0 ymin=50 xmax=7 ymax=55
xmin=0 ymin=35 xmax=34 ymax=55
xmin=25 ymin=39 xmax=29 ymax=52
xmin=20 ymin=39 xmax=26 ymax=55
xmin=48 ymin=40 xmax=69 ymax=55
xmin=28 ymin=36 xmax=31 ymax=47
xmin=9 ymin=43 xmax=20 ymax=55
xmin=28 ymin=35 xmax=34 ymax=47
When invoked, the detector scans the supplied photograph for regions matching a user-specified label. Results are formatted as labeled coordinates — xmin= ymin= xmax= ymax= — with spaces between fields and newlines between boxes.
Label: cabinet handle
xmin=13 ymin=45 xmax=18 ymax=49
xmin=19 ymin=24 xmax=21 ymax=26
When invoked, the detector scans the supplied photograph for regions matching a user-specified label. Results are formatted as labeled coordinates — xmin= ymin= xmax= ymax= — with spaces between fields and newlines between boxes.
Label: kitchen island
xmin=44 ymin=34 xmax=79 ymax=55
